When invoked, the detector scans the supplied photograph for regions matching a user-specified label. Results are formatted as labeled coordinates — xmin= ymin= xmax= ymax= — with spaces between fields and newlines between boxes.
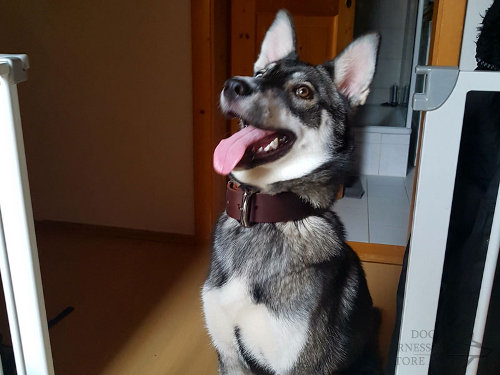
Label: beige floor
xmin=1 ymin=224 xmax=401 ymax=374
xmin=35 ymin=225 xmax=218 ymax=375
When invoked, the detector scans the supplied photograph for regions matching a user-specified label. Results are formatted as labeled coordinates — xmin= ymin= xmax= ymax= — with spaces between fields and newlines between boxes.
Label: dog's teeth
xmin=270 ymin=138 xmax=279 ymax=150
xmin=262 ymin=138 xmax=279 ymax=153
xmin=258 ymin=138 xmax=281 ymax=154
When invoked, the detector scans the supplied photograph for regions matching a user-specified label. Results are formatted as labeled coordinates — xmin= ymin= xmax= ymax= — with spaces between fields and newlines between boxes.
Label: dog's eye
xmin=255 ymin=70 xmax=265 ymax=78
xmin=295 ymin=85 xmax=313 ymax=99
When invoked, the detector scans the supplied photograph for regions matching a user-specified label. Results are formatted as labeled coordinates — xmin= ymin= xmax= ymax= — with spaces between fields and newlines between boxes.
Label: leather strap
xmin=225 ymin=181 xmax=325 ymax=226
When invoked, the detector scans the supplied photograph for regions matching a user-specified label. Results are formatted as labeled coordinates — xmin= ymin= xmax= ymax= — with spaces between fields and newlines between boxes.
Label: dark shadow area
xmin=0 ymin=279 xmax=16 ymax=374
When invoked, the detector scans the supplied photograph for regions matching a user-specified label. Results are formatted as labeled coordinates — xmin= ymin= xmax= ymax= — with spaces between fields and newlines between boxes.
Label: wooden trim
xmin=407 ymin=114 xmax=424 ymax=239
xmin=230 ymin=0 xmax=257 ymax=133
xmin=428 ymin=0 xmax=467 ymax=66
xmin=35 ymin=220 xmax=196 ymax=245
xmin=32 ymin=225 xmax=404 ymax=264
xmin=191 ymin=0 xmax=228 ymax=244
xmin=348 ymin=241 xmax=405 ymax=266
xmin=336 ymin=0 xmax=355 ymax=54
xmin=191 ymin=0 xmax=213 ymax=244
xmin=255 ymin=0 xmax=339 ymax=16
xmin=231 ymin=0 xmax=256 ymax=77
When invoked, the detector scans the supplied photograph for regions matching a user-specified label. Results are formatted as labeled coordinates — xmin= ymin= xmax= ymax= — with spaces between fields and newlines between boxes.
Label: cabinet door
xmin=230 ymin=0 xmax=355 ymax=132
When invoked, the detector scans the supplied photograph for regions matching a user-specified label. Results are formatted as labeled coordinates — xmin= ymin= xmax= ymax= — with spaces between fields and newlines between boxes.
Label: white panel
xmin=379 ymin=143 xmax=409 ymax=177
xmin=396 ymin=71 xmax=500 ymax=374
xmin=354 ymin=130 xmax=381 ymax=143
xmin=381 ymin=134 xmax=411 ymax=145
xmin=357 ymin=142 xmax=381 ymax=175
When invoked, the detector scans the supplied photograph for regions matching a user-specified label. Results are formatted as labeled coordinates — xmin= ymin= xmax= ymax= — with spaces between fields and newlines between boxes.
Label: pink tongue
xmin=213 ymin=125 xmax=275 ymax=175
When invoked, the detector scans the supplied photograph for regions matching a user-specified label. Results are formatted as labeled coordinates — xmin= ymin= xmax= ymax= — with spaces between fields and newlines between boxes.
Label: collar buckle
xmin=240 ymin=190 xmax=255 ymax=227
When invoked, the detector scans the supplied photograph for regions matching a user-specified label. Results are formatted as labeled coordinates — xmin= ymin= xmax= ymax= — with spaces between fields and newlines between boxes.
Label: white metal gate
xmin=395 ymin=67 xmax=500 ymax=375
xmin=0 ymin=55 xmax=55 ymax=375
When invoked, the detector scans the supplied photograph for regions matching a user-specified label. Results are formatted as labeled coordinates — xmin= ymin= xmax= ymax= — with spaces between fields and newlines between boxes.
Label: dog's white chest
xmin=202 ymin=277 xmax=308 ymax=373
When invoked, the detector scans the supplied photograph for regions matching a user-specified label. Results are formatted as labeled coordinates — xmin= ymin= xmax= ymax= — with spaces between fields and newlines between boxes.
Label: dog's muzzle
xmin=223 ymin=78 xmax=254 ymax=101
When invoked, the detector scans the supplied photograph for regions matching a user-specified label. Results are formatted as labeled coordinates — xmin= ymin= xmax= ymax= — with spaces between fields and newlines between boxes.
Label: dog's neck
xmin=238 ymin=167 xmax=342 ymax=209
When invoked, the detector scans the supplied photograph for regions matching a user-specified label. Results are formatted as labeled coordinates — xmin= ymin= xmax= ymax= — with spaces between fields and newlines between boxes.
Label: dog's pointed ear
xmin=324 ymin=33 xmax=380 ymax=106
xmin=254 ymin=10 xmax=297 ymax=73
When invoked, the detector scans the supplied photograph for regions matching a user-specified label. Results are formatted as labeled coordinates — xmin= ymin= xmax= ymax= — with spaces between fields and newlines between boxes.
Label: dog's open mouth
xmin=213 ymin=124 xmax=296 ymax=175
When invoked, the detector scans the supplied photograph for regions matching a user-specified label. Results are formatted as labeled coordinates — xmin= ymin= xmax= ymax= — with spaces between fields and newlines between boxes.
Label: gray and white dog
xmin=203 ymin=10 xmax=381 ymax=375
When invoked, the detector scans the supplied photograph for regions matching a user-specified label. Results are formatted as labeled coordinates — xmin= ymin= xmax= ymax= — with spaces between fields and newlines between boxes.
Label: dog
xmin=202 ymin=10 xmax=381 ymax=374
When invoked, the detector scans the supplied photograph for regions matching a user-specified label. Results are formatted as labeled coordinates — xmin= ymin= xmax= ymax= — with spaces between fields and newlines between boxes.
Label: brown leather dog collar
xmin=225 ymin=181 xmax=325 ymax=227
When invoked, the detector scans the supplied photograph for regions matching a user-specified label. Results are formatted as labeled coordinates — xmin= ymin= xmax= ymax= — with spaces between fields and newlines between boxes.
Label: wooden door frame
xmin=191 ymin=0 xmax=229 ymax=244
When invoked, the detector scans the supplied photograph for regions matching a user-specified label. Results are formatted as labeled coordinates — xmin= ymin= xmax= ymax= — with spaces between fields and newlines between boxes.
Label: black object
xmin=48 ymin=306 xmax=75 ymax=329
xmin=344 ymin=176 xmax=365 ymax=199
xmin=0 ymin=334 xmax=16 ymax=375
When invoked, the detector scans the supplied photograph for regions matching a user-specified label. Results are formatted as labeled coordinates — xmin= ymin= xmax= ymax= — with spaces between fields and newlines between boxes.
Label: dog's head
xmin=214 ymin=10 xmax=379 ymax=194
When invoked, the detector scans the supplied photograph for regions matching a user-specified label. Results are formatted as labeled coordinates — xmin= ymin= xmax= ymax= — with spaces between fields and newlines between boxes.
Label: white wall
xmin=0 ymin=1 xmax=194 ymax=235
xmin=355 ymin=0 xmax=411 ymax=104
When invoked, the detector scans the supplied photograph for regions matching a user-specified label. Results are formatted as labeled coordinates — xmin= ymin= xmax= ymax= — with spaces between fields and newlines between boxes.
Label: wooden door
xmin=191 ymin=0 xmax=354 ymax=242
xmin=230 ymin=0 xmax=355 ymax=132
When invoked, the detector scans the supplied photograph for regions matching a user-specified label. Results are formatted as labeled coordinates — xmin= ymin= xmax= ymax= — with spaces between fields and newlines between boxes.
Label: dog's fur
xmin=203 ymin=11 xmax=381 ymax=374
xmin=476 ymin=0 xmax=500 ymax=71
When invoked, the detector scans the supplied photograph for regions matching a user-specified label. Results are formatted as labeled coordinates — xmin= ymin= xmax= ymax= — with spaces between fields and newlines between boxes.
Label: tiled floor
xmin=335 ymin=169 xmax=415 ymax=246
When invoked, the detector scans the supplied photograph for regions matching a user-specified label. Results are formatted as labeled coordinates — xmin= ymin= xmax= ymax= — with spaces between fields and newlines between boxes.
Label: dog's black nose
xmin=223 ymin=78 xmax=253 ymax=100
